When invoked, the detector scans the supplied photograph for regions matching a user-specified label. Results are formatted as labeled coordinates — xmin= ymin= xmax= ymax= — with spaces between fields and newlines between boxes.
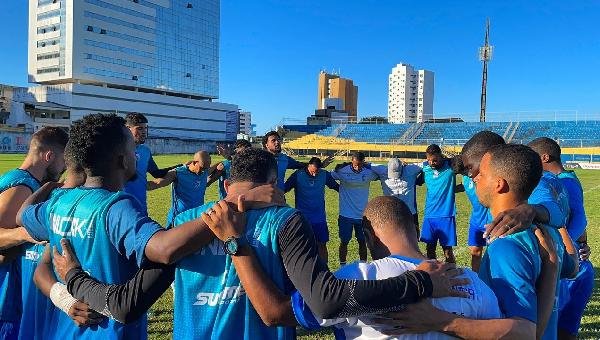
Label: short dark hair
xmin=462 ymin=131 xmax=505 ymax=162
xmin=30 ymin=126 xmax=68 ymax=152
xmin=262 ymin=131 xmax=281 ymax=147
xmin=528 ymin=137 xmax=561 ymax=162
xmin=235 ymin=139 xmax=252 ymax=149
xmin=230 ymin=148 xmax=277 ymax=184
xmin=125 ymin=112 xmax=148 ymax=126
xmin=351 ymin=151 xmax=365 ymax=161
xmin=487 ymin=144 xmax=542 ymax=200
xmin=425 ymin=144 xmax=442 ymax=155
xmin=63 ymin=141 xmax=83 ymax=172
xmin=69 ymin=113 xmax=128 ymax=176
xmin=308 ymin=157 xmax=322 ymax=168
xmin=363 ymin=196 xmax=415 ymax=235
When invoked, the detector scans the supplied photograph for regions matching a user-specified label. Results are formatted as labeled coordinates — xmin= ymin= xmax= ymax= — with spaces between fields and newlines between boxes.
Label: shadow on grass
xmin=578 ymin=266 xmax=600 ymax=339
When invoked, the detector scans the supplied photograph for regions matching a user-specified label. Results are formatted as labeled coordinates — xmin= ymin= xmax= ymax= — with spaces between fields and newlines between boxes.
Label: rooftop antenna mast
xmin=479 ymin=18 xmax=493 ymax=122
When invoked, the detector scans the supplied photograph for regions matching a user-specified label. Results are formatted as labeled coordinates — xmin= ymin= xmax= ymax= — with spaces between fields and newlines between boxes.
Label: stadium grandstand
xmin=279 ymin=112 xmax=600 ymax=162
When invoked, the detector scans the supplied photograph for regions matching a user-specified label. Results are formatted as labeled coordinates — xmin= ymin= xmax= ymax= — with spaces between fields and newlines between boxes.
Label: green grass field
xmin=1 ymin=153 xmax=599 ymax=339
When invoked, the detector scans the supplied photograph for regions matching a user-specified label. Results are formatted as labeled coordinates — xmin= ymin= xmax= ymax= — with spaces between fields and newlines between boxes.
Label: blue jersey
xmin=0 ymin=169 xmax=41 ymax=323
xmin=423 ymin=160 xmax=456 ymax=218
xmin=20 ymin=188 xmax=70 ymax=339
xmin=218 ymin=159 xmax=231 ymax=200
xmin=166 ymin=166 xmax=209 ymax=226
xmin=173 ymin=203 xmax=298 ymax=340
xmin=463 ymin=176 xmax=490 ymax=228
xmin=557 ymin=171 xmax=586 ymax=241
xmin=528 ymin=171 xmax=569 ymax=228
xmin=124 ymin=144 xmax=158 ymax=214
xmin=479 ymin=226 xmax=568 ymax=340
xmin=21 ymin=187 xmax=162 ymax=339
xmin=285 ymin=169 xmax=338 ymax=224
xmin=275 ymin=153 xmax=303 ymax=191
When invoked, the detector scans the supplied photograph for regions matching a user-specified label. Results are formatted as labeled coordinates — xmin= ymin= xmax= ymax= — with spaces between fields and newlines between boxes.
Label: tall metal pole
xmin=479 ymin=19 xmax=492 ymax=122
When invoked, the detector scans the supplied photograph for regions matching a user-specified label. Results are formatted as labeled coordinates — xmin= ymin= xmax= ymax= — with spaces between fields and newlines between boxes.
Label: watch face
xmin=225 ymin=238 xmax=238 ymax=255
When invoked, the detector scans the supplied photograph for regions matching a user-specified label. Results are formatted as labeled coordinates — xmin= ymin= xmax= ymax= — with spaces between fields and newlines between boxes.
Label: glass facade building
xmin=29 ymin=0 xmax=220 ymax=99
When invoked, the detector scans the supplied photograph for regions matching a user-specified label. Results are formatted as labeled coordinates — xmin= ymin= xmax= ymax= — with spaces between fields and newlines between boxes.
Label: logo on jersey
xmin=193 ymin=285 xmax=246 ymax=306
xmin=50 ymin=213 xmax=91 ymax=238
xmin=452 ymin=285 xmax=476 ymax=300
xmin=25 ymin=250 xmax=41 ymax=261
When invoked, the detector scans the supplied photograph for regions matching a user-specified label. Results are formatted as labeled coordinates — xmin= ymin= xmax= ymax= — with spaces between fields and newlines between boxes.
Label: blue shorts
xmin=467 ymin=222 xmax=486 ymax=247
xmin=558 ymin=260 xmax=595 ymax=335
xmin=0 ymin=320 xmax=19 ymax=340
xmin=338 ymin=216 xmax=364 ymax=243
xmin=311 ymin=221 xmax=329 ymax=243
xmin=420 ymin=217 xmax=457 ymax=247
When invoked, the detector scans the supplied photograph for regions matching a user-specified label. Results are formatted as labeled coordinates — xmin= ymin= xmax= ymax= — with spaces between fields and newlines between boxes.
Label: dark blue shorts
xmin=0 ymin=320 xmax=19 ymax=340
xmin=420 ymin=216 xmax=457 ymax=247
xmin=558 ymin=260 xmax=595 ymax=335
xmin=338 ymin=216 xmax=364 ymax=243
xmin=467 ymin=222 xmax=487 ymax=247
xmin=311 ymin=221 xmax=329 ymax=243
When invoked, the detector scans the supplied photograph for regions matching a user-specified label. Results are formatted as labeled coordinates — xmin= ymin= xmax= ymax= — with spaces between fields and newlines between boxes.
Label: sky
xmin=1 ymin=1 xmax=599 ymax=133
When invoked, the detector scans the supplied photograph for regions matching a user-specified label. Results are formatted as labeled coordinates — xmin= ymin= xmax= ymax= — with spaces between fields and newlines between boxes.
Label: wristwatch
xmin=223 ymin=235 xmax=248 ymax=256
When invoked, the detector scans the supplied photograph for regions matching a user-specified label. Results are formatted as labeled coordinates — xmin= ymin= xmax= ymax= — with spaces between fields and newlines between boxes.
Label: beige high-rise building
xmin=316 ymin=71 xmax=358 ymax=122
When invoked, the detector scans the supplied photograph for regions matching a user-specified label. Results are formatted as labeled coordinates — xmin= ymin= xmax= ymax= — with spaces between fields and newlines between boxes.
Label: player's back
xmin=39 ymin=187 xmax=148 ymax=339
xmin=332 ymin=256 xmax=501 ymax=339
xmin=172 ymin=202 xmax=298 ymax=340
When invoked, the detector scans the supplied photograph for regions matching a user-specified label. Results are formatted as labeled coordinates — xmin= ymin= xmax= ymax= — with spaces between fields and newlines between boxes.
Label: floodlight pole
xmin=479 ymin=19 xmax=493 ymax=122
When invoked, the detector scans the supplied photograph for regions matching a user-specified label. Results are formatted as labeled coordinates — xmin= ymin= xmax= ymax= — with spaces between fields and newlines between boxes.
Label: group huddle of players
xmin=0 ymin=111 xmax=593 ymax=340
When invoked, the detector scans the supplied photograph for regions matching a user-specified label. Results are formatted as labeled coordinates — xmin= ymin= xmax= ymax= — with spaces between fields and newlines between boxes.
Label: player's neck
xmin=490 ymin=196 xmax=528 ymax=220
xmin=544 ymin=162 xmax=564 ymax=175
xmin=19 ymin=155 xmax=46 ymax=183
xmin=84 ymin=175 xmax=125 ymax=191
xmin=226 ymin=182 xmax=264 ymax=197
xmin=380 ymin=235 xmax=424 ymax=261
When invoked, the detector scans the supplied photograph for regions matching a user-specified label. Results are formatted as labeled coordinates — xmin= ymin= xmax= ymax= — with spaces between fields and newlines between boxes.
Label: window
xmin=100 ymin=29 xmax=107 ymax=34
xmin=87 ymin=25 xmax=94 ymax=32
xmin=132 ymin=75 xmax=138 ymax=80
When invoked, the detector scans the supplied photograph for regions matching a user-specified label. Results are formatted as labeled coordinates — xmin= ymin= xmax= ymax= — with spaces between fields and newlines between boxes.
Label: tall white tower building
xmin=387 ymin=63 xmax=434 ymax=123
xmin=16 ymin=0 xmax=238 ymax=146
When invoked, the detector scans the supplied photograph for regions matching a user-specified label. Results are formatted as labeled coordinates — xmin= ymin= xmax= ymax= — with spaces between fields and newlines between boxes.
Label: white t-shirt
xmin=313 ymin=255 xmax=502 ymax=339
xmin=331 ymin=165 xmax=380 ymax=219
xmin=371 ymin=163 xmax=423 ymax=215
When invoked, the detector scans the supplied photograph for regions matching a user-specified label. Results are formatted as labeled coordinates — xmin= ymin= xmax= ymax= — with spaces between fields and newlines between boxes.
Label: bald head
xmin=363 ymin=196 xmax=416 ymax=239
xmin=190 ymin=150 xmax=211 ymax=174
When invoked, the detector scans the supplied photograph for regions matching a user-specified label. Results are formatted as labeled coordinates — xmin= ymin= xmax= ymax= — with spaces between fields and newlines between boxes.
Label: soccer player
xmin=392 ymin=143 xmax=576 ymax=339
xmin=20 ymin=148 xmax=103 ymax=339
xmin=371 ymin=158 xmax=423 ymax=235
xmin=528 ymin=137 xmax=593 ymax=339
xmin=16 ymin=113 xmax=250 ymax=338
xmin=262 ymin=131 xmax=333 ymax=190
xmin=458 ymin=133 xmax=503 ymax=272
xmin=332 ymin=152 xmax=380 ymax=264
xmin=0 ymin=126 xmax=67 ymax=339
xmin=208 ymin=139 xmax=252 ymax=200
xmin=284 ymin=156 xmax=339 ymax=261
xmin=146 ymin=150 xmax=212 ymax=227
xmin=420 ymin=144 xmax=458 ymax=263
xmin=123 ymin=112 xmax=181 ymax=214
xmin=292 ymin=195 xmax=501 ymax=338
